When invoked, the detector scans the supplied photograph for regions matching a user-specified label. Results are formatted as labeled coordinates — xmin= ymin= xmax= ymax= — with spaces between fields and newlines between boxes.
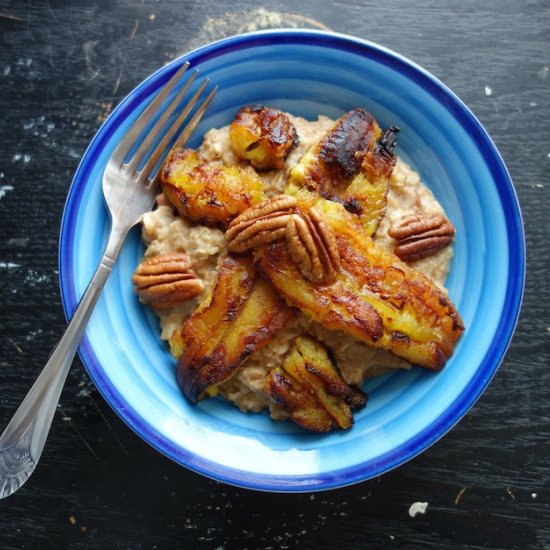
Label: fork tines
xmin=118 ymin=61 xmax=217 ymax=185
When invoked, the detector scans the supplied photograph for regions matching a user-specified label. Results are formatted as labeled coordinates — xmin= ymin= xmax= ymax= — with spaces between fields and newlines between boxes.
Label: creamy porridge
xmin=139 ymin=113 xmax=454 ymax=419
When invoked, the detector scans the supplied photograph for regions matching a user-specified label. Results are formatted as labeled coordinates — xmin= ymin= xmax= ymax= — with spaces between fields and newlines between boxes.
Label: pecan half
xmin=389 ymin=213 xmax=455 ymax=262
xmin=132 ymin=252 xmax=204 ymax=309
xmin=225 ymin=195 xmax=297 ymax=253
xmin=285 ymin=207 xmax=340 ymax=284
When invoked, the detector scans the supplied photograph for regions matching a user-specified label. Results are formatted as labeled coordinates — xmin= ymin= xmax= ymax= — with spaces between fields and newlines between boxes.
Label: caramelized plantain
xmin=286 ymin=108 xmax=398 ymax=236
xmin=258 ymin=200 xmax=464 ymax=371
xmin=160 ymin=148 xmax=265 ymax=228
xmin=267 ymin=335 xmax=366 ymax=431
xmin=230 ymin=105 xmax=299 ymax=170
xmin=175 ymin=254 xmax=293 ymax=403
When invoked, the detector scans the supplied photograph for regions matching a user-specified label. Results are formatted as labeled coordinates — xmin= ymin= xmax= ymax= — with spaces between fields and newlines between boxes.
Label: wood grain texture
xmin=0 ymin=0 xmax=548 ymax=548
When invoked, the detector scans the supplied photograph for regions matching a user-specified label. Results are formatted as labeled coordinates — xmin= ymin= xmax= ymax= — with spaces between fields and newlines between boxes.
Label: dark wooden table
xmin=1 ymin=1 xmax=548 ymax=548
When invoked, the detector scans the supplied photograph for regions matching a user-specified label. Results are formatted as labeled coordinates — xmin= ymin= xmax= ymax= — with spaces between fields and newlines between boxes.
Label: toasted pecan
xmin=225 ymin=195 xmax=297 ymax=253
xmin=132 ymin=253 xmax=204 ymax=310
xmin=389 ymin=213 xmax=455 ymax=262
xmin=285 ymin=207 xmax=340 ymax=284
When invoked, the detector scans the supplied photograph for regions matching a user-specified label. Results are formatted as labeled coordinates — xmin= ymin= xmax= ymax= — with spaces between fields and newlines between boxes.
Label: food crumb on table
xmin=408 ymin=501 xmax=428 ymax=517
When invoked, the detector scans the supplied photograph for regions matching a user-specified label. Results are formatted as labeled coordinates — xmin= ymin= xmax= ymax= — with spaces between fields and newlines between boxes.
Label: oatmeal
xmin=141 ymin=206 xmax=225 ymax=339
xmin=139 ymin=112 xmax=456 ymax=419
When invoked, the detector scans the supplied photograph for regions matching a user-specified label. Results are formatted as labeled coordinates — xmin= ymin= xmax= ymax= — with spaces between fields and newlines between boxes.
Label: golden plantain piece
xmin=175 ymin=254 xmax=293 ymax=403
xmin=230 ymin=105 xmax=299 ymax=171
xmin=286 ymin=108 xmax=398 ymax=236
xmin=258 ymin=200 xmax=464 ymax=371
xmin=160 ymin=148 xmax=265 ymax=228
xmin=267 ymin=336 xmax=366 ymax=432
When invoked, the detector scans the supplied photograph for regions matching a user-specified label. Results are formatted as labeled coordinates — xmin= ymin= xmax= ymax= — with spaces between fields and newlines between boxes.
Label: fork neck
xmin=102 ymin=221 xmax=132 ymax=267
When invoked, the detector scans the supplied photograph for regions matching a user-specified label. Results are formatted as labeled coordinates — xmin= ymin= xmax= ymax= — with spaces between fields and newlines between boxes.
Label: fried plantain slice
xmin=267 ymin=335 xmax=366 ymax=431
xmin=175 ymin=254 xmax=293 ymax=403
xmin=286 ymin=108 xmax=398 ymax=236
xmin=257 ymin=200 xmax=464 ymax=371
xmin=230 ymin=105 xmax=299 ymax=171
xmin=160 ymin=148 xmax=265 ymax=228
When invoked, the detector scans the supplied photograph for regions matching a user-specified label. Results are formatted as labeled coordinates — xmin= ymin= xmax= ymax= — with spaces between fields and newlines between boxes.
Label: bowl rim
xmin=59 ymin=28 xmax=525 ymax=492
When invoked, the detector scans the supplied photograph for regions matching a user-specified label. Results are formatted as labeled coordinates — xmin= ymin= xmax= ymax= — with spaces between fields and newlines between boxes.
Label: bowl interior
xmin=59 ymin=30 xmax=524 ymax=491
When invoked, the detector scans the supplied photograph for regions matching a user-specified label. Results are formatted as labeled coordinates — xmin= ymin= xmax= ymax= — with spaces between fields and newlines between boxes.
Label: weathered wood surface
xmin=0 ymin=1 xmax=548 ymax=548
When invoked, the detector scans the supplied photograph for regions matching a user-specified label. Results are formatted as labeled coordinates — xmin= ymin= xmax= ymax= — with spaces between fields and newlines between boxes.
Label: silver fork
xmin=0 ymin=62 xmax=217 ymax=499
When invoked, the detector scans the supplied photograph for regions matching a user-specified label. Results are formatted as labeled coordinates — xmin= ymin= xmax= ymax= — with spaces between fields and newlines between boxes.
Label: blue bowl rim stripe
xmin=58 ymin=29 xmax=525 ymax=492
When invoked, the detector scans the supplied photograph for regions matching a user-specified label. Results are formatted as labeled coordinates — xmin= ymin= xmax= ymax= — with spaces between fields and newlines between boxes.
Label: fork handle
xmin=0 ymin=224 xmax=128 ymax=499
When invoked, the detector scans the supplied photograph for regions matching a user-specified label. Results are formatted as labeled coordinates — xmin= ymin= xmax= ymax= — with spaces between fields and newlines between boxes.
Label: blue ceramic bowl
xmin=59 ymin=30 xmax=524 ymax=491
